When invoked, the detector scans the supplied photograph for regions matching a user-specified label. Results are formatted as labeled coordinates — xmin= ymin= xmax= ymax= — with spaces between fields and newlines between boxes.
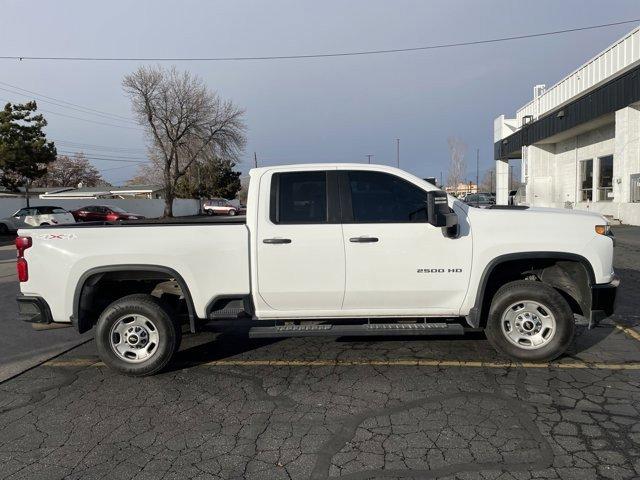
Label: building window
xmin=597 ymin=155 xmax=614 ymax=201
xmin=631 ymin=173 xmax=640 ymax=203
xmin=580 ymin=159 xmax=593 ymax=201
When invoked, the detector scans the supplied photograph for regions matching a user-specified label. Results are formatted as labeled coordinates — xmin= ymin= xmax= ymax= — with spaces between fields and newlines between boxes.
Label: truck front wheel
xmin=484 ymin=280 xmax=575 ymax=362
xmin=95 ymin=294 xmax=181 ymax=376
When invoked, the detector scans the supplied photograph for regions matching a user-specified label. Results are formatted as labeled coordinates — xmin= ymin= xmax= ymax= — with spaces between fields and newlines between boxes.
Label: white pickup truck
xmin=16 ymin=164 xmax=618 ymax=376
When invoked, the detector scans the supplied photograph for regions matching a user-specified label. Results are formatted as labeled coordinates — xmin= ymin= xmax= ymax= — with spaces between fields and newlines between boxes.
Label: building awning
xmin=495 ymin=62 xmax=640 ymax=160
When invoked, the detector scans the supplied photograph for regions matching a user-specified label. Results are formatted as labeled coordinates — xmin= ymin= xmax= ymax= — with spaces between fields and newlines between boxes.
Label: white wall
xmin=0 ymin=198 xmax=200 ymax=219
xmin=524 ymin=107 xmax=640 ymax=225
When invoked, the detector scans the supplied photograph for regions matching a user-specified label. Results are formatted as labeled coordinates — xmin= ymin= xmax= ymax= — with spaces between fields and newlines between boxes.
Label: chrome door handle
xmin=263 ymin=238 xmax=292 ymax=244
xmin=349 ymin=236 xmax=379 ymax=243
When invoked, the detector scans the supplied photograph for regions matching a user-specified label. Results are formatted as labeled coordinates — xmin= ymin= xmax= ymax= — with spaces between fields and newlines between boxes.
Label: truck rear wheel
xmin=484 ymin=280 xmax=575 ymax=362
xmin=95 ymin=294 xmax=181 ymax=376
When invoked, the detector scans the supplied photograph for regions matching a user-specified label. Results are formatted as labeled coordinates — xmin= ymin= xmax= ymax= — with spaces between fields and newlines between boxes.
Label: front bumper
xmin=589 ymin=274 xmax=619 ymax=328
xmin=17 ymin=295 xmax=53 ymax=324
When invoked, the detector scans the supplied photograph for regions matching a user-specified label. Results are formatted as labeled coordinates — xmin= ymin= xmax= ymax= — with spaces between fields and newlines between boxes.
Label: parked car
xmin=16 ymin=164 xmax=617 ymax=376
xmin=71 ymin=205 xmax=145 ymax=222
xmin=203 ymin=198 xmax=245 ymax=216
xmin=0 ymin=206 xmax=75 ymax=233
xmin=462 ymin=193 xmax=495 ymax=208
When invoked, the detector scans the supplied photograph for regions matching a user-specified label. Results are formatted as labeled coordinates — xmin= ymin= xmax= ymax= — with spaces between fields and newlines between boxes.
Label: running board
xmin=249 ymin=322 xmax=465 ymax=338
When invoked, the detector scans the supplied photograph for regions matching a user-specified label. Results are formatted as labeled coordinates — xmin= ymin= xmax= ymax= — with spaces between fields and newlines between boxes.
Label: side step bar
xmin=249 ymin=322 xmax=465 ymax=339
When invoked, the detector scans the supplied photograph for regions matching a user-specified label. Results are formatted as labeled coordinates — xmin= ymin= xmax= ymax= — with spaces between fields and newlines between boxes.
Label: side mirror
xmin=426 ymin=190 xmax=458 ymax=237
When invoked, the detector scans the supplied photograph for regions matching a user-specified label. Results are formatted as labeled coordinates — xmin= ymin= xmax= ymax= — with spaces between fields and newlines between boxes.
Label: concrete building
xmin=494 ymin=26 xmax=640 ymax=225
xmin=445 ymin=182 xmax=478 ymax=197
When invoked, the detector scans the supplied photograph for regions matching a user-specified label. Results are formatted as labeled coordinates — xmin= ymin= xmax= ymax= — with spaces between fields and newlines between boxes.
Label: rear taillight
xmin=15 ymin=236 xmax=32 ymax=282
xmin=16 ymin=258 xmax=28 ymax=282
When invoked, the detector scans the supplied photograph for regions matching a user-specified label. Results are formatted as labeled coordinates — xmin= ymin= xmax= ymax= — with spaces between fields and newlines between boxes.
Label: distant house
xmin=39 ymin=185 xmax=164 ymax=200
xmin=0 ymin=187 xmax=74 ymax=198
xmin=445 ymin=182 xmax=478 ymax=197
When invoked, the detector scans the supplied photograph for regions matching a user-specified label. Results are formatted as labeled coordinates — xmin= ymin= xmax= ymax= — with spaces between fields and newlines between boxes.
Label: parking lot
xmin=0 ymin=229 xmax=639 ymax=480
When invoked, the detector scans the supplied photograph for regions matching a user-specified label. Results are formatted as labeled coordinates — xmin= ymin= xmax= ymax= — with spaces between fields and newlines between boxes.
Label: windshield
xmin=106 ymin=206 xmax=127 ymax=213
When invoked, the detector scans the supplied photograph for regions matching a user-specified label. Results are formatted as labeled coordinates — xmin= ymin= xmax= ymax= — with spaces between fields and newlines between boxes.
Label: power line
xmin=1 ymin=99 xmax=144 ymax=131
xmin=0 ymin=81 xmax=136 ymax=122
xmin=99 ymin=164 xmax=144 ymax=173
xmin=0 ymin=85 xmax=138 ymax=126
xmin=52 ymin=139 xmax=147 ymax=153
xmin=1 ymin=19 xmax=637 ymax=62
xmin=56 ymin=149 xmax=149 ymax=161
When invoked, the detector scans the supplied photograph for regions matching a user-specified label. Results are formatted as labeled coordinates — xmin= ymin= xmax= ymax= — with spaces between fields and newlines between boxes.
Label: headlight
xmin=595 ymin=225 xmax=615 ymax=245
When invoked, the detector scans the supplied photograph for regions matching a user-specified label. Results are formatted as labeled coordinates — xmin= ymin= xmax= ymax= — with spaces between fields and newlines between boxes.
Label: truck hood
xmin=522 ymin=206 xmax=606 ymax=221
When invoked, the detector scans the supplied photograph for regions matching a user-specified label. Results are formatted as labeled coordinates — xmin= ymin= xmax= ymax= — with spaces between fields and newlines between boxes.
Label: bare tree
xmin=123 ymin=65 xmax=246 ymax=216
xmin=33 ymin=152 xmax=106 ymax=187
xmin=446 ymin=137 xmax=467 ymax=191
xmin=479 ymin=167 xmax=495 ymax=193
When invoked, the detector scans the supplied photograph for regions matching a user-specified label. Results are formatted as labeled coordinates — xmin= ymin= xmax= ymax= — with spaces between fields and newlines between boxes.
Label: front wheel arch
xmin=468 ymin=252 xmax=596 ymax=328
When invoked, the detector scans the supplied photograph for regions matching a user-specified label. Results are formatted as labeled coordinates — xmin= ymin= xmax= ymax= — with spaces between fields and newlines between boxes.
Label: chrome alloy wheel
xmin=109 ymin=314 xmax=160 ymax=363
xmin=500 ymin=300 xmax=557 ymax=350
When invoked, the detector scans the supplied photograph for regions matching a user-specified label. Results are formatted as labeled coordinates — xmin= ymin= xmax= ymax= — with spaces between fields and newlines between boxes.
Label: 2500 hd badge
xmin=417 ymin=268 xmax=463 ymax=273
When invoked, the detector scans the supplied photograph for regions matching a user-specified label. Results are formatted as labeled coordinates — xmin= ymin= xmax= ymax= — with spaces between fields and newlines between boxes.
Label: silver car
xmin=0 ymin=206 xmax=76 ymax=234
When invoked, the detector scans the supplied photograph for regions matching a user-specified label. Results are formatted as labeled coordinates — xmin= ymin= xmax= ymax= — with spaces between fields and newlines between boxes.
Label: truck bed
xmin=31 ymin=215 xmax=247 ymax=229
xmin=18 ymin=219 xmax=251 ymax=323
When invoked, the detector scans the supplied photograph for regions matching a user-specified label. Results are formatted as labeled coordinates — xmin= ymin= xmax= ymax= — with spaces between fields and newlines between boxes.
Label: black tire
xmin=228 ymin=209 xmax=236 ymax=216
xmin=206 ymin=210 xmax=214 ymax=216
xmin=39 ymin=223 xmax=49 ymax=226
xmin=95 ymin=294 xmax=182 ymax=376
xmin=484 ymin=280 xmax=575 ymax=362
xmin=0 ymin=223 xmax=8 ymax=234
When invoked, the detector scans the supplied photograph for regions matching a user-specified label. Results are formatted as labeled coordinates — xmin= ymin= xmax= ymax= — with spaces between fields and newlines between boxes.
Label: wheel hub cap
xmin=500 ymin=300 xmax=556 ymax=350
xmin=110 ymin=314 xmax=160 ymax=363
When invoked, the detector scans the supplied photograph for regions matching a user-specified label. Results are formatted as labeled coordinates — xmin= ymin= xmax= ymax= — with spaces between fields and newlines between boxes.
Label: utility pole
xmin=395 ymin=139 xmax=400 ymax=168
xmin=24 ymin=179 xmax=30 ymax=208
xmin=476 ymin=148 xmax=479 ymax=193
xmin=490 ymin=170 xmax=494 ymax=193
xmin=366 ymin=154 xmax=373 ymax=164
xmin=440 ymin=171 xmax=443 ymax=189
xmin=253 ymin=152 xmax=258 ymax=168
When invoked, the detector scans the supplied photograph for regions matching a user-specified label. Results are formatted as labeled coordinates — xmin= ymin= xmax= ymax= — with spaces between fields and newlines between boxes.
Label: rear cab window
xmin=270 ymin=171 xmax=329 ymax=224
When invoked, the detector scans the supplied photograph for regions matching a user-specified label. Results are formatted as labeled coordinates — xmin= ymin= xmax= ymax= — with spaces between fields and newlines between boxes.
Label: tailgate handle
xmin=349 ymin=236 xmax=379 ymax=243
xmin=263 ymin=238 xmax=292 ymax=244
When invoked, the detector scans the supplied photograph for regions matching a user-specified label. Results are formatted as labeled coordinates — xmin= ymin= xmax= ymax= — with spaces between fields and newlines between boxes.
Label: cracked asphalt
xmin=1 ymin=228 xmax=640 ymax=479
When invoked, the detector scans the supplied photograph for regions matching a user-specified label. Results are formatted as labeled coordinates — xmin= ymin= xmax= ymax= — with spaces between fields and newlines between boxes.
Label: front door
xmin=256 ymin=170 xmax=345 ymax=313
xmin=340 ymin=170 xmax=472 ymax=316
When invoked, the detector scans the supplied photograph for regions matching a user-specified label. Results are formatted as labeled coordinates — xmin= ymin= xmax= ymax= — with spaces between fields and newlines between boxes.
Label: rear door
xmin=256 ymin=169 xmax=345 ymax=313
xmin=339 ymin=170 xmax=472 ymax=315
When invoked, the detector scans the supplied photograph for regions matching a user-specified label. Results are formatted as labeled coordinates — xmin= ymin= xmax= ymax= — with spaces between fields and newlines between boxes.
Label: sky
xmin=1 ymin=0 xmax=639 ymax=185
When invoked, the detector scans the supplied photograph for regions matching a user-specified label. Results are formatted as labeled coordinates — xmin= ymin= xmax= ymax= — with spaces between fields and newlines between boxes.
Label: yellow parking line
xmin=615 ymin=323 xmax=640 ymax=343
xmin=44 ymin=358 xmax=640 ymax=370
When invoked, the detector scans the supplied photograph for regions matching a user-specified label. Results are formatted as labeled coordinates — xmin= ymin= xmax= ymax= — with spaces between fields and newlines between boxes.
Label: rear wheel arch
xmin=469 ymin=252 xmax=595 ymax=328
xmin=72 ymin=264 xmax=196 ymax=334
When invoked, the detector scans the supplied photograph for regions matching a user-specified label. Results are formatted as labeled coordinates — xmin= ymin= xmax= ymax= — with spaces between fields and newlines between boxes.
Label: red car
xmin=72 ymin=205 xmax=145 ymax=222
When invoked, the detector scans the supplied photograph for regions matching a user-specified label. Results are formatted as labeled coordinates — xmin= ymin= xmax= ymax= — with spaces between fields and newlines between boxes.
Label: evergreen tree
xmin=0 ymin=101 xmax=57 ymax=191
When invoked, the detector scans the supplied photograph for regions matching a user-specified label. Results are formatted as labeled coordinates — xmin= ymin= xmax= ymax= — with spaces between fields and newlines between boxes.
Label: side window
xmin=347 ymin=171 xmax=428 ymax=223
xmin=271 ymin=171 xmax=327 ymax=224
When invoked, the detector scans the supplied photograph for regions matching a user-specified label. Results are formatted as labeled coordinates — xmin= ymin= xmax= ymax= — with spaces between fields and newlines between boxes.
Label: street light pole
xmin=366 ymin=154 xmax=373 ymax=164
xmin=395 ymin=138 xmax=400 ymax=168
xmin=476 ymin=148 xmax=479 ymax=193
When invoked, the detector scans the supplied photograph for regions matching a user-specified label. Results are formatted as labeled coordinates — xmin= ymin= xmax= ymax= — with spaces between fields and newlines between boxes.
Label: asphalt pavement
xmin=0 ymin=228 xmax=639 ymax=479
